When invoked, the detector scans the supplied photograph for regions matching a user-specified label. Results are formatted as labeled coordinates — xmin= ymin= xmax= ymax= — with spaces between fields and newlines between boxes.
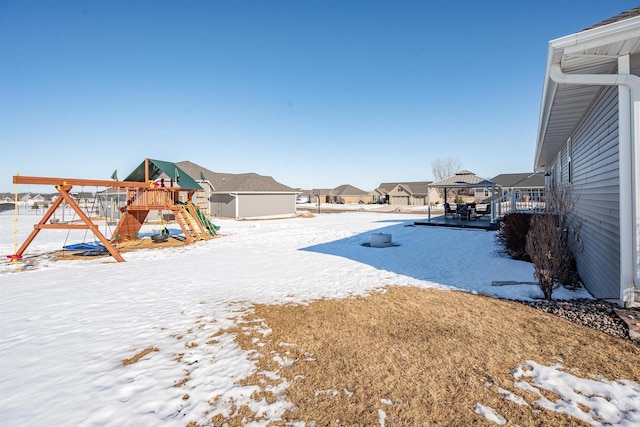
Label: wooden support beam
xmin=14 ymin=185 xmax=125 ymax=262
xmin=13 ymin=175 xmax=144 ymax=188
xmin=111 ymin=210 xmax=149 ymax=242
xmin=37 ymin=224 xmax=90 ymax=229
xmin=12 ymin=175 xmax=181 ymax=191
xmin=56 ymin=187 xmax=125 ymax=262
xmin=14 ymin=193 xmax=65 ymax=258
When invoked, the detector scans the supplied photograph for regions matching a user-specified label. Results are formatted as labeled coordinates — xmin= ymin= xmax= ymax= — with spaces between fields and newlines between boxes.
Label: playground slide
xmin=195 ymin=208 xmax=220 ymax=235
xmin=174 ymin=201 xmax=220 ymax=236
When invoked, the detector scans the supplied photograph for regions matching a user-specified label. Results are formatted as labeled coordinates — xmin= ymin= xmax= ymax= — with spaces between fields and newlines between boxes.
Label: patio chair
xmin=456 ymin=204 xmax=469 ymax=220
xmin=444 ymin=203 xmax=457 ymax=217
xmin=476 ymin=203 xmax=491 ymax=216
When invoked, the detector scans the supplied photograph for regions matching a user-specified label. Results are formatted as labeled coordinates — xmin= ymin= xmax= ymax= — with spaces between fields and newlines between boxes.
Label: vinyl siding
xmin=210 ymin=194 xmax=236 ymax=218
xmin=553 ymin=156 xmax=561 ymax=185
xmin=238 ymin=194 xmax=296 ymax=218
xmin=565 ymin=84 xmax=620 ymax=298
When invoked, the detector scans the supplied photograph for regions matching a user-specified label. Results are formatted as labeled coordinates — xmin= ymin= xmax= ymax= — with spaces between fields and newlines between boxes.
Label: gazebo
xmin=426 ymin=170 xmax=498 ymax=224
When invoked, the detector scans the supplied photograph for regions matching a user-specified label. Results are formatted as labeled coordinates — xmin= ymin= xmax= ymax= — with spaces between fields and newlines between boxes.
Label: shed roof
xmin=124 ymin=159 xmax=202 ymax=190
xmin=535 ymin=7 xmax=640 ymax=170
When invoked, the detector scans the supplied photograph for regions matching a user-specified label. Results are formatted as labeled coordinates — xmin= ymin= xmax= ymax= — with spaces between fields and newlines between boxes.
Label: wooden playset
xmin=8 ymin=158 xmax=217 ymax=263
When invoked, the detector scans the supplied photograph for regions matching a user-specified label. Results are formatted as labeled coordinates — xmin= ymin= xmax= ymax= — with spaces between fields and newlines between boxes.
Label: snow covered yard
xmin=1 ymin=211 xmax=638 ymax=426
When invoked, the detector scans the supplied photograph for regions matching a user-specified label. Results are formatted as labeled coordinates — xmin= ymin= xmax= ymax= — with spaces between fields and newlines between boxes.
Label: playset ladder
xmin=174 ymin=204 xmax=210 ymax=243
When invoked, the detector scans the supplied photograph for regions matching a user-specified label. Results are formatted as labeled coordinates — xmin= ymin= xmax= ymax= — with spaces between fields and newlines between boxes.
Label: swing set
xmin=8 ymin=158 xmax=217 ymax=264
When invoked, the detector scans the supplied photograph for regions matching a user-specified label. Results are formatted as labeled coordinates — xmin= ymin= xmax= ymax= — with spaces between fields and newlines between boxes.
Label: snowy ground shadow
xmin=300 ymin=218 xmax=568 ymax=300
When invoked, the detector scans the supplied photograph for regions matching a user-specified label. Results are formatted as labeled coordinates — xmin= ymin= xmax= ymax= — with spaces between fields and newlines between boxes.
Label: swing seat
xmin=151 ymin=233 xmax=169 ymax=243
xmin=64 ymin=242 xmax=106 ymax=252
xmin=79 ymin=249 xmax=109 ymax=256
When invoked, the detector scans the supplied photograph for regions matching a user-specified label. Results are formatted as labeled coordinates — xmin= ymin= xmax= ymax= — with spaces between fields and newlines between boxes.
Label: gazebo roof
xmin=428 ymin=170 xmax=496 ymax=188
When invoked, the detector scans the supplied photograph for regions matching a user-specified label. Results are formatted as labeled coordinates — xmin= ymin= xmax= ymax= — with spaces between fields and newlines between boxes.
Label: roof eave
xmin=535 ymin=15 xmax=640 ymax=172
xmin=534 ymin=46 xmax=558 ymax=172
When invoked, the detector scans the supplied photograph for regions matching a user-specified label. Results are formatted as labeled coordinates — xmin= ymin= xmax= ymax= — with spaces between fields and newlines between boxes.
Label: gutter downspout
xmin=549 ymin=61 xmax=640 ymax=306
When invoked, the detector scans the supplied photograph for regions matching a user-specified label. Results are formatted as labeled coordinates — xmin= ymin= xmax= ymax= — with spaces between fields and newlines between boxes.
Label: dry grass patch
xmin=227 ymin=287 xmax=640 ymax=426
xmin=122 ymin=346 xmax=159 ymax=366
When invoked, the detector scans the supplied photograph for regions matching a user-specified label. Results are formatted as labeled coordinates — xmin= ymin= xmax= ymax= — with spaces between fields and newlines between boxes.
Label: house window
xmin=558 ymin=150 xmax=563 ymax=183
xmin=567 ymin=137 xmax=573 ymax=183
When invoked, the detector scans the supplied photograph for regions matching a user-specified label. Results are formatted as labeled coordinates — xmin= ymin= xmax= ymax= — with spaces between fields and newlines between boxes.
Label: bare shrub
xmin=526 ymin=214 xmax=565 ymax=299
xmin=526 ymin=182 xmax=582 ymax=300
xmin=496 ymin=212 xmax=532 ymax=261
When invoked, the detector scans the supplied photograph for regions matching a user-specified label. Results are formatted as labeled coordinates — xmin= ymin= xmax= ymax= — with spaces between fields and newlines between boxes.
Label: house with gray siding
xmin=177 ymin=161 xmax=299 ymax=219
xmin=534 ymin=7 xmax=640 ymax=306
xmin=373 ymin=182 xmax=441 ymax=206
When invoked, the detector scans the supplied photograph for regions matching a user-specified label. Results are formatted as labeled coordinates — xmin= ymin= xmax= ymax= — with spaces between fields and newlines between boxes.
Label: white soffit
xmin=535 ymin=15 xmax=640 ymax=170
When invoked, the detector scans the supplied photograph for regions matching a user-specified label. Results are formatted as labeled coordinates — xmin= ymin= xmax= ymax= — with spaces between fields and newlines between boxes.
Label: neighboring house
xmin=294 ymin=189 xmax=311 ymax=204
xmin=369 ymin=187 xmax=386 ymax=204
xmin=327 ymin=185 xmax=370 ymax=204
xmin=94 ymin=188 xmax=127 ymax=221
xmin=374 ymin=182 xmax=441 ymax=206
xmin=0 ymin=195 xmax=13 ymax=213
xmin=177 ymin=161 xmax=299 ymax=219
xmin=31 ymin=194 xmax=46 ymax=205
xmin=0 ymin=202 xmax=13 ymax=213
xmin=310 ymin=189 xmax=335 ymax=203
xmin=489 ymin=173 xmax=545 ymax=202
xmin=534 ymin=7 xmax=640 ymax=306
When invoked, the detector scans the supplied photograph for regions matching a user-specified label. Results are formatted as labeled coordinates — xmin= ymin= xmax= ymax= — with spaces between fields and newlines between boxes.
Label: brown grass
xmin=122 ymin=346 xmax=158 ymax=366
xmin=221 ymin=287 xmax=640 ymax=426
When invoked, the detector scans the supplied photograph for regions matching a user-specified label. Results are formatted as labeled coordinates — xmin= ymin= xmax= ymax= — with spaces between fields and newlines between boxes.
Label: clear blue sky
xmin=1 ymin=1 xmax=638 ymax=193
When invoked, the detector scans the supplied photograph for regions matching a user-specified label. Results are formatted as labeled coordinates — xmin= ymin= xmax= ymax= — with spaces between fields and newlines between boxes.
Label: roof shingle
xmin=176 ymin=161 xmax=296 ymax=192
